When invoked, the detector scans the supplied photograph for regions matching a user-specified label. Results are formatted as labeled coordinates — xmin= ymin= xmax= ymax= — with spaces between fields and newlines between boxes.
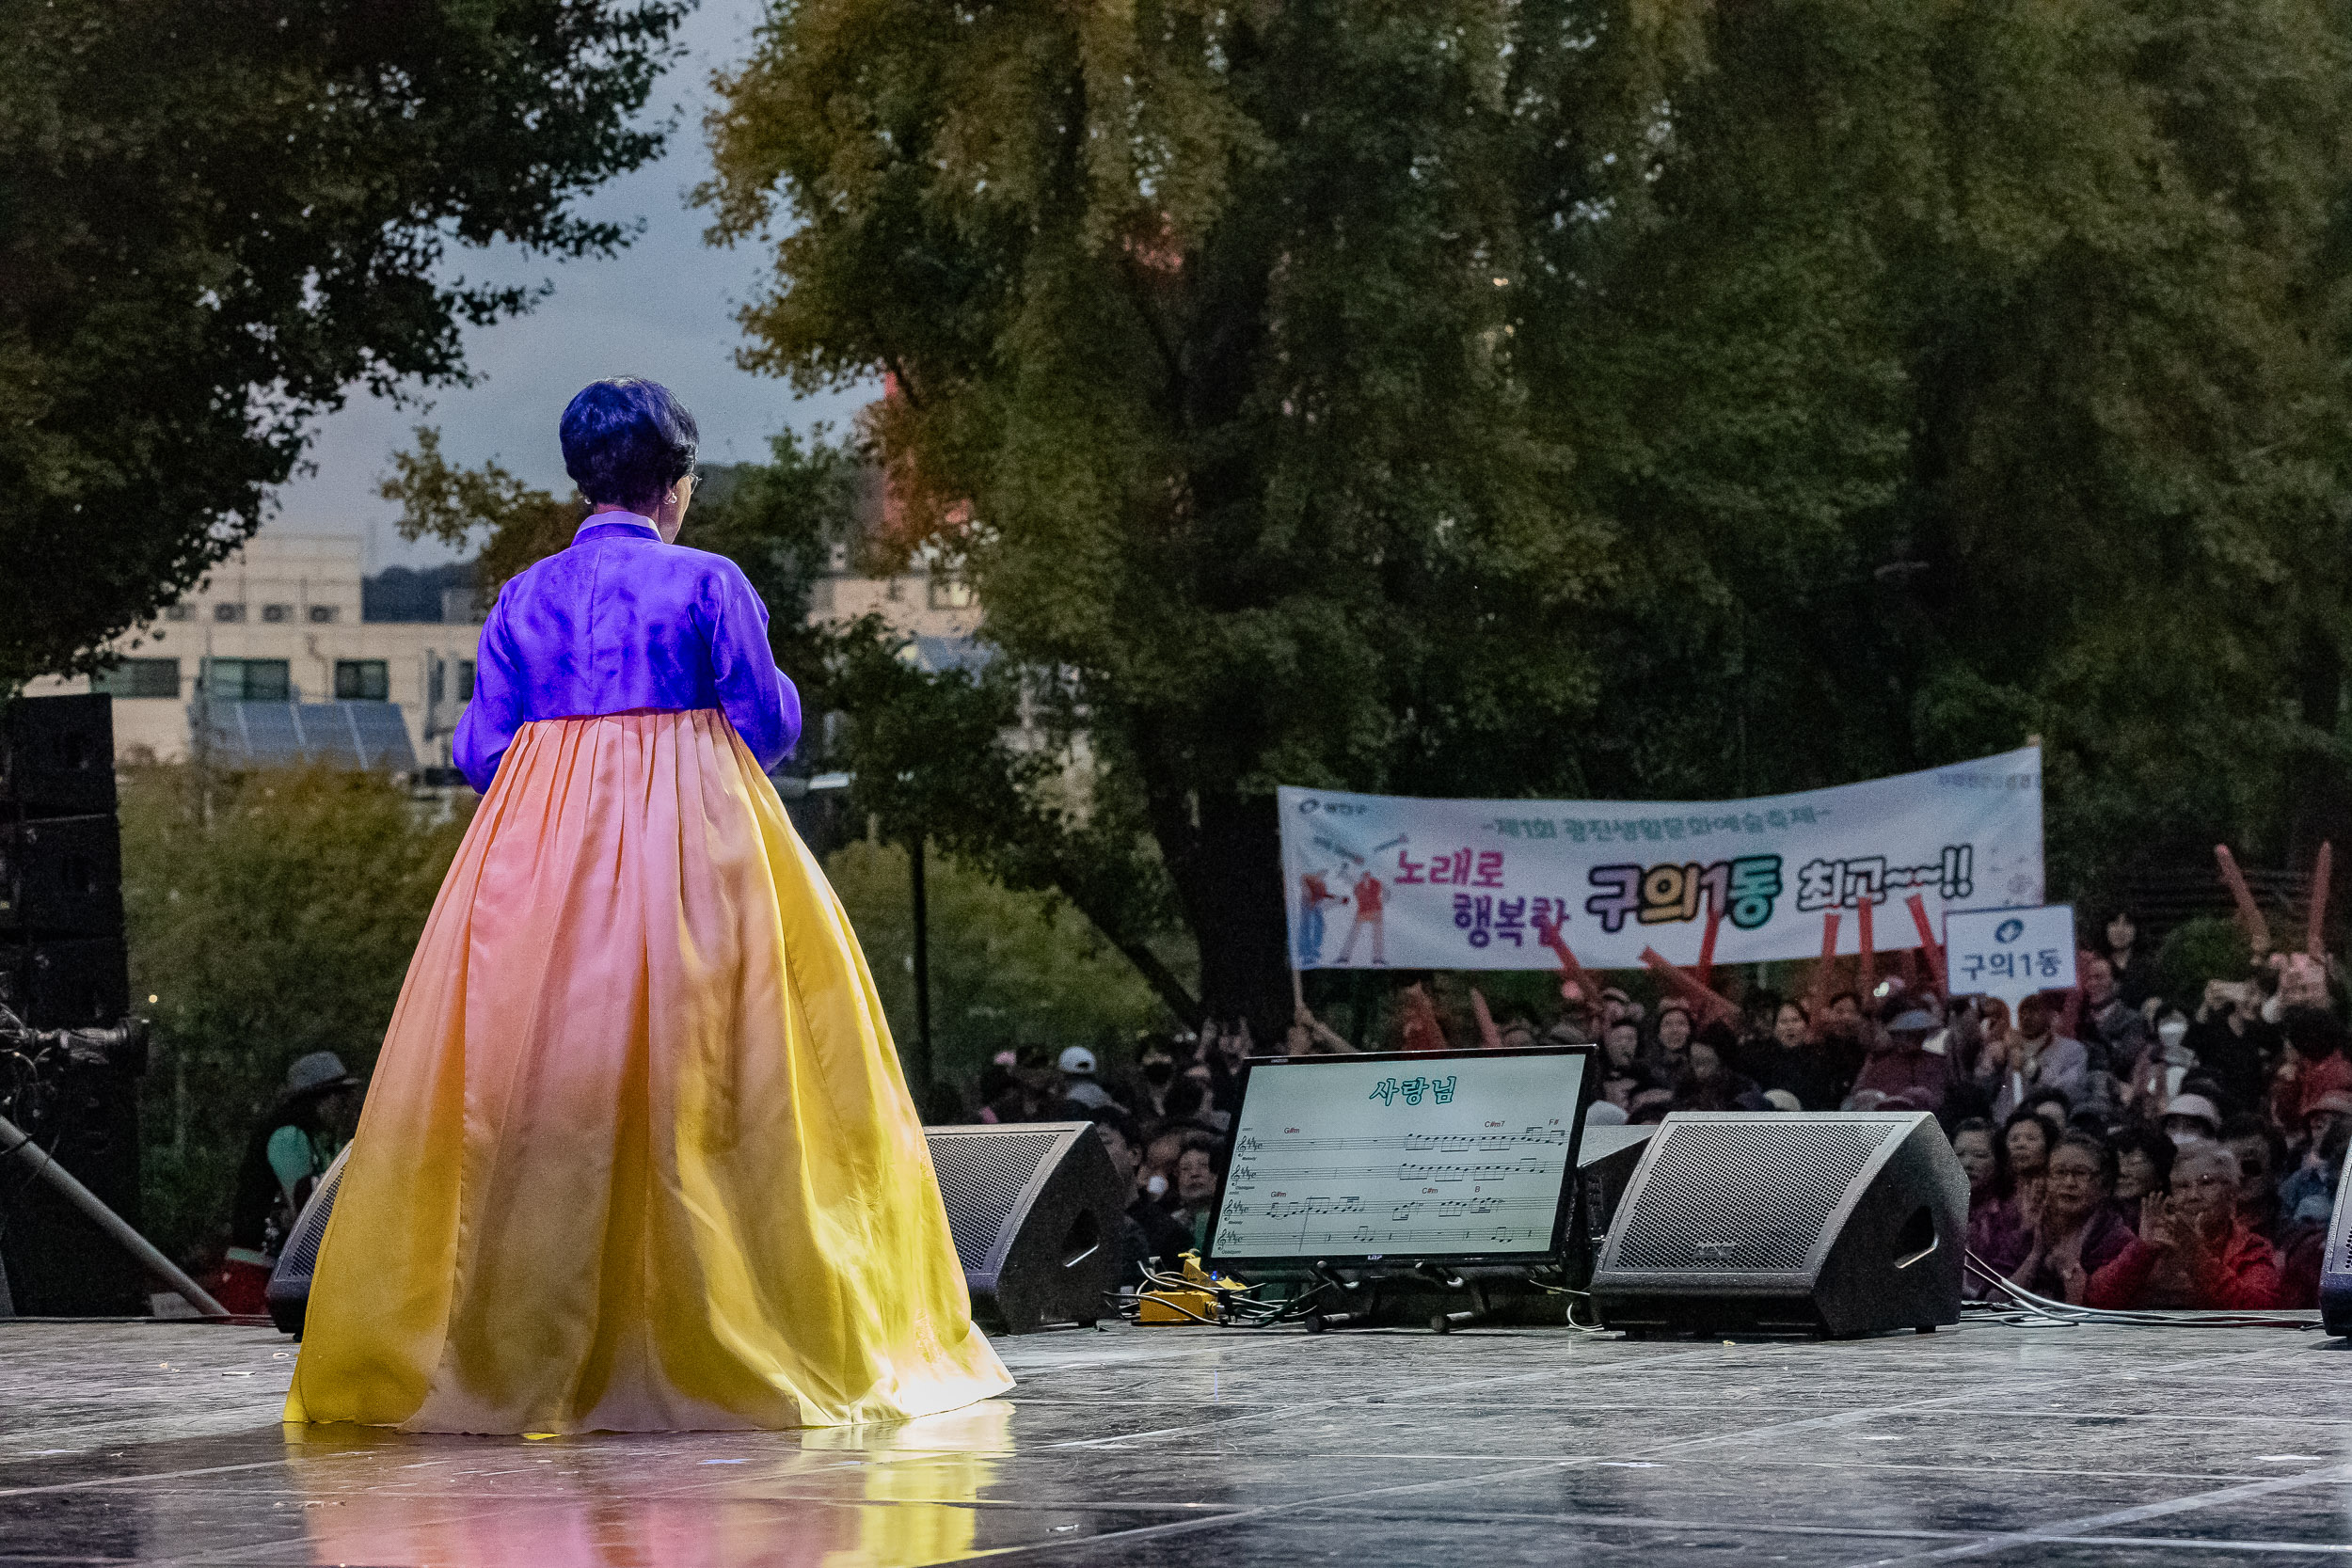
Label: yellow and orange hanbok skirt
xmin=286 ymin=709 xmax=1010 ymax=1433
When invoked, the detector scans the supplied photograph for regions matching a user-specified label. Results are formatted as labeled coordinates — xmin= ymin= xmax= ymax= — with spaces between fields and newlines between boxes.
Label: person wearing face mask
xmin=2087 ymin=1141 xmax=2282 ymax=1308
xmin=1091 ymin=1110 xmax=1193 ymax=1279
xmin=2271 ymin=1006 xmax=2352 ymax=1130
xmin=1132 ymin=1037 xmax=1181 ymax=1120
xmin=2123 ymin=1009 xmax=2198 ymax=1121
xmin=2157 ymin=1092 xmax=2224 ymax=1148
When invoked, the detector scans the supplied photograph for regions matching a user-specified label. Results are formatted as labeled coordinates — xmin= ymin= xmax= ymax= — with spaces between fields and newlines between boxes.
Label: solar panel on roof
xmin=187 ymin=702 xmax=419 ymax=772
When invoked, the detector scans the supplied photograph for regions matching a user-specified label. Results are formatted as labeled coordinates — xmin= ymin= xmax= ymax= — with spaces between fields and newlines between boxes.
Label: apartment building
xmin=22 ymin=533 xmax=483 ymax=771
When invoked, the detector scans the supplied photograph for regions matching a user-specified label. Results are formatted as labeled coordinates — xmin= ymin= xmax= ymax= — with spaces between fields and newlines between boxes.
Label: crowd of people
xmin=1505 ymin=909 xmax=2344 ymax=1310
xmin=972 ymin=910 xmax=2349 ymax=1309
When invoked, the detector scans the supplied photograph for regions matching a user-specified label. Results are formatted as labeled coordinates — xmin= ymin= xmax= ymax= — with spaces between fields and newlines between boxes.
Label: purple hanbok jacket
xmin=452 ymin=515 xmax=802 ymax=793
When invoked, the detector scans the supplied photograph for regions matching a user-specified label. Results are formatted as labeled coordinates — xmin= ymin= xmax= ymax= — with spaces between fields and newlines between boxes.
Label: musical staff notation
xmin=1211 ymin=1057 xmax=1585 ymax=1261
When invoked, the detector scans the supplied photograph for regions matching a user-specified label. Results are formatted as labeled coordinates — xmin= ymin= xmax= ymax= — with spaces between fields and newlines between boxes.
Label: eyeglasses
xmin=2177 ymin=1174 xmax=2233 ymax=1193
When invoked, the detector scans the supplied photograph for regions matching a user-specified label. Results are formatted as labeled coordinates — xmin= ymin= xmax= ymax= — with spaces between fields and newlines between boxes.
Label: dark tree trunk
xmin=1149 ymin=784 xmax=1293 ymax=1040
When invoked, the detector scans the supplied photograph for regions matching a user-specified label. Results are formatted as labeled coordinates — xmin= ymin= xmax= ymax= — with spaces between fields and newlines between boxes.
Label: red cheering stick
xmin=1808 ymin=911 xmax=1843 ymax=1022
xmin=1905 ymin=894 xmax=1947 ymax=992
xmin=1470 ymin=986 xmax=1505 ymax=1050
xmin=1695 ymin=899 xmax=1725 ymax=987
xmin=1639 ymin=946 xmax=1739 ymax=1027
xmin=2216 ymin=844 xmax=2272 ymax=956
xmin=1856 ymin=895 xmax=1878 ymax=1002
xmin=2309 ymin=841 xmax=2333 ymax=958
xmin=1534 ymin=918 xmax=1597 ymax=1004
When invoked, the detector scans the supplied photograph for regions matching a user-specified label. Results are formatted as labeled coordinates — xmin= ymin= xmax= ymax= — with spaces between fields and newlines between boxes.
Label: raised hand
xmin=2139 ymin=1193 xmax=2177 ymax=1254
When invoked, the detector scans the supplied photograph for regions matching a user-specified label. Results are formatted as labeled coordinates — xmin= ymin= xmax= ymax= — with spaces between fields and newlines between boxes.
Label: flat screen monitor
xmin=1208 ymin=1046 xmax=1593 ymax=1270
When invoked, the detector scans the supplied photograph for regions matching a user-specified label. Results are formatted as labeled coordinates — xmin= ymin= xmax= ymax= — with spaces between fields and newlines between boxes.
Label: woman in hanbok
xmin=287 ymin=378 xmax=1011 ymax=1433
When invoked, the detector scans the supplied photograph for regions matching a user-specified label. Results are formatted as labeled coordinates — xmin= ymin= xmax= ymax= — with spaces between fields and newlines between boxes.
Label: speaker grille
xmin=927 ymin=1129 xmax=1065 ymax=1273
xmin=277 ymin=1146 xmax=351 ymax=1286
xmin=1614 ymin=1119 xmax=1890 ymax=1271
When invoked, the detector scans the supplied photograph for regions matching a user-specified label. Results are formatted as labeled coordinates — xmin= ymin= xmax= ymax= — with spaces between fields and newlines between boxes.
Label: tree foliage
xmin=0 ymin=0 xmax=689 ymax=688
xmin=702 ymin=0 xmax=2352 ymax=1025
xmin=120 ymin=765 xmax=472 ymax=1262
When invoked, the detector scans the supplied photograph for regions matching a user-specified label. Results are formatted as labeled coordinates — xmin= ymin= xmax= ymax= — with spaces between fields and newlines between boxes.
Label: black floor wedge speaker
xmin=269 ymin=1123 xmax=1123 ymax=1338
xmin=925 ymin=1121 xmax=1122 ymax=1334
xmin=1591 ymin=1111 xmax=1966 ymax=1338
xmin=2318 ymin=1157 xmax=2352 ymax=1336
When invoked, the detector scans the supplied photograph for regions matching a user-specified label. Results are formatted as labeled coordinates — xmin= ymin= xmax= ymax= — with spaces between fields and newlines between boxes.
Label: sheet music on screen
xmin=1211 ymin=1052 xmax=1588 ymax=1262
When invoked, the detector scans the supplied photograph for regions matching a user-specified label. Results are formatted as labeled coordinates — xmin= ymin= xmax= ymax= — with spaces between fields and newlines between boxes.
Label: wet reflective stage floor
xmin=5 ymin=1317 xmax=2349 ymax=1566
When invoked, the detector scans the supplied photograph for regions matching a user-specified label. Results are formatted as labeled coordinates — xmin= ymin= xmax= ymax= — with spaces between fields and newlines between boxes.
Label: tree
xmin=121 ymin=765 xmax=473 ymax=1262
xmin=0 ymin=0 xmax=691 ymax=689
xmin=707 ymin=0 xmax=1611 ymax=1028
xmin=705 ymin=0 xmax=2352 ymax=1031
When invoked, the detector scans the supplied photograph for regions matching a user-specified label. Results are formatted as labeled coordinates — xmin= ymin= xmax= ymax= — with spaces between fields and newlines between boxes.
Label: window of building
xmin=261 ymin=603 xmax=293 ymax=623
xmin=163 ymin=604 xmax=193 ymax=623
xmin=334 ymin=659 xmax=389 ymax=702
xmin=927 ymin=576 xmax=976 ymax=610
xmin=213 ymin=603 xmax=246 ymax=623
xmin=308 ymin=604 xmax=339 ymax=624
xmin=456 ymin=659 xmax=475 ymax=703
xmin=88 ymin=658 xmax=181 ymax=700
xmin=203 ymin=657 xmax=290 ymax=701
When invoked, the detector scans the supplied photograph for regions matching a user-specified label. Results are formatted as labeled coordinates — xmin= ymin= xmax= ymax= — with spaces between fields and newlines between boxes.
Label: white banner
xmin=1280 ymin=748 xmax=2044 ymax=971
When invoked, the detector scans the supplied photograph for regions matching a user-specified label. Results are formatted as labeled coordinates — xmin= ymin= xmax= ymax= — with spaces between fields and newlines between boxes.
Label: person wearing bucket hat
xmin=2158 ymin=1093 xmax=2223 ymax=1147
xmin=1845 ymin=1008 xmax=1953 ymax=1117
xmin=215 ymin=1052 xmax=365 ymax=1314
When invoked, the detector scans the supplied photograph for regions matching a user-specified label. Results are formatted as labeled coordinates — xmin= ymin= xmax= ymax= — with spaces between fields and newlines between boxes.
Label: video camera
xmin=0 ymin=1002 xmax=149 ymax=1078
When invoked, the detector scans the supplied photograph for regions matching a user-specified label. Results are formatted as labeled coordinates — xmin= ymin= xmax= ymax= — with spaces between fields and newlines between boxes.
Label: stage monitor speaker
xmin=0 ymin=937 xmax=130 ymax=1030
xmin=0 ymin=816 xmax=125 ymax=938
xmin=268 ymin=1123 xmax=1124 ymax=1338
xmin=1591 ymin=1111 xmax=1966 ymax=1338
xmin=1 ymin=695 xmax=117 ymax=819
xmin=2318 ymin=1156 xmax=2352 ymax=1336
xmin=926 ymin=1122 xmax=1121 ymax=1334
xmin=266 ymin=1143 xmax=351 ymax=1335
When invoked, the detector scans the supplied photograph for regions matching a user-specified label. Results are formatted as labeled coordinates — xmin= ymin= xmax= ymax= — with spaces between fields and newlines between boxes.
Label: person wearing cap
xmin=1845 ymin=1007 xmax=1954 ymax=1117
xmin=2272 ymin=1006 xmax=2352 ymax=1132
xmin=1057 ymin=1046 xmax=1117 ymax=1111
xmin=2087 ymin=1140 xmax=2281 ymax=1308
xmin=216 ymin=1052 xmax=363 ymax=1313
xmin=2280 ymin=1091 xmax=2352 ymax=1226
xmin=2158 ymin=1092 xmax=2223 ymax=1148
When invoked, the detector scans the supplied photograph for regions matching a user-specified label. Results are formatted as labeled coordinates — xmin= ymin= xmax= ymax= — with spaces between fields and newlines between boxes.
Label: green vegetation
xmin=821 ymin=840 xmax=1180 ymax=1090
xmin=688 ymin=0 xmax=2352 ymax=1028
xmin=0 ymin=0 xmax=691 ymax=688
xmin=116 ymin=761 xmax=1165 ymax=1263
xmin=120 ymin=767 xmax=473 ymax=1263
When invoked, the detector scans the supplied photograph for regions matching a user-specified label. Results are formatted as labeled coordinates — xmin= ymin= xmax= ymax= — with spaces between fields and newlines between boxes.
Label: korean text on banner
xmin=1943 ymin=906 xmax=2078 ymax=1005
xmin=1279 ymin=748 xmax=2043 ymax=972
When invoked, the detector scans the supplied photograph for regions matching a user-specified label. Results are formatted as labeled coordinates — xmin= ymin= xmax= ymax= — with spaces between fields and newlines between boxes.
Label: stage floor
xmin=4 ymin=1315 xmax=2347 ymax=1566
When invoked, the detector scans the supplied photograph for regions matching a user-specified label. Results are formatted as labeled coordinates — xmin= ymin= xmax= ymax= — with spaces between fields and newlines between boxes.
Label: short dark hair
xmin=2050 ymin=1129 xmax=2117 ymax=1187
xmin=2284 ymin=1006 xmax=2346 ymax=1062
xmin=1827 ymin=990 xmax=1861 ymax=1010
xmin=560 ymin=377 xmax=698 ymax=507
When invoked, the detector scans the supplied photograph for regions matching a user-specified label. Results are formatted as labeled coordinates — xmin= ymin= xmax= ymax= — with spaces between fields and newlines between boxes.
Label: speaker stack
xmin=0 ymin=694 xmax=144 ymax=1315
xmin=265 ymin=1121 xmax=1126 ymax=1338
xmin=1592 ymin=1111 xmax=1967 ymax=1338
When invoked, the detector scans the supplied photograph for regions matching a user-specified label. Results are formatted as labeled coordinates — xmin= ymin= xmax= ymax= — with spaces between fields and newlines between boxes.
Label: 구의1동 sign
xmin=1943 ymin=905 xmax=2077 ymax=1004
